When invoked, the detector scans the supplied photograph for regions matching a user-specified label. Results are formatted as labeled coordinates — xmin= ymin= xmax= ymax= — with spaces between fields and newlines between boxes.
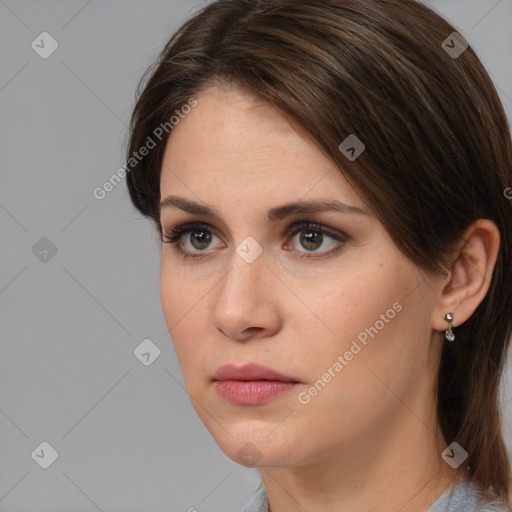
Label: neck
xmin=259 ymin=390 xmax=464 ymax=511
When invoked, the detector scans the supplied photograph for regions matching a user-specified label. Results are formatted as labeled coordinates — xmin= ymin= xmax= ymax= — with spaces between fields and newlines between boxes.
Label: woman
xmin=125 ymin=0 xmax=512 ymax=510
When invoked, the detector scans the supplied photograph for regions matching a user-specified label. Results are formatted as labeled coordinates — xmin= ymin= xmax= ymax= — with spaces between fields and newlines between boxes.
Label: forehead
xmin=160 ymin=86 xmax=363 ymax=213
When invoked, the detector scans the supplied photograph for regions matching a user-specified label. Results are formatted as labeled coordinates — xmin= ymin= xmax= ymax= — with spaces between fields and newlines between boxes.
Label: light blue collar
xmin=241 ymin=478 xmax=510 ymax=512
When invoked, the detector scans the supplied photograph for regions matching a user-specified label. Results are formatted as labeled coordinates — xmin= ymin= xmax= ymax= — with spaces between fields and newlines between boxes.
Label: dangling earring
xmin=444 ymin=313 xmax=455 ymax=341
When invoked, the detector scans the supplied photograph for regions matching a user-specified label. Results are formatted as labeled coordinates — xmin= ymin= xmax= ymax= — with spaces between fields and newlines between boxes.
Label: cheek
xmin=294 ymin=255 xmax=427 ymax=397
xmin=159 ymin=251 xmax=211 ymax=319
xmin=159 ymin=262 xmax=211 ymax=362
xmin=293 ymin=260 xmax=409 ymax=356
xmin=298 ymin=266 xmax=434 ymax=420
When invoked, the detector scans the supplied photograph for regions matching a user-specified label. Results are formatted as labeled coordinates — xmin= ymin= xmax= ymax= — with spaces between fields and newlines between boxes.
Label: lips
xmin=213 ymin=363 xmax=298 ymax=382
xmin=213 ymin=363 xmax=299 ymax=405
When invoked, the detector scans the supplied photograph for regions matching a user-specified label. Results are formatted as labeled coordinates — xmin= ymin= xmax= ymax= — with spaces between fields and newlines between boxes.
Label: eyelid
xmin=284 ymin=221 xmax=347 ymax=241
xmin=162 ymin=220 xmax=349 ymax=259
xmin=162 ymin=221 xmax=225 ymax=255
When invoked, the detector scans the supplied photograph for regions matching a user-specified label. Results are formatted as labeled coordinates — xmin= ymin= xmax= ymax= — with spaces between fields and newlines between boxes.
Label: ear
xmin=432 ymin=219 xmax=500 ymax=332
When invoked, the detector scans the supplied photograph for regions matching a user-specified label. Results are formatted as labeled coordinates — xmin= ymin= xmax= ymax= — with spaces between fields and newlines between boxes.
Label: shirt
xmin=241 ymin=479 xmax=512 ymax=512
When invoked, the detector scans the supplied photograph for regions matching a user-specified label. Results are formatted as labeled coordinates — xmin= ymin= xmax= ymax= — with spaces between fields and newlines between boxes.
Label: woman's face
xmin=159 ymin=86 xmax=444 ymax=468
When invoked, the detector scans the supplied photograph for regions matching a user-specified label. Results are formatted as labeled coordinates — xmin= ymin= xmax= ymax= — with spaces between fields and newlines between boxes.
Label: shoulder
xmin=241 ymin=481 xmax=268 ymax=512
xmin=428 ymin=479 xmax=511 ymax=512
xmin=240 ymin=479 xmax=511 ymax=512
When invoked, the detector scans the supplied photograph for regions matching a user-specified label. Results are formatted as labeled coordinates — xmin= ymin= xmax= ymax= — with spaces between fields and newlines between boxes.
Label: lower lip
xmin=214 ymin=380 xmax=298 ymax=405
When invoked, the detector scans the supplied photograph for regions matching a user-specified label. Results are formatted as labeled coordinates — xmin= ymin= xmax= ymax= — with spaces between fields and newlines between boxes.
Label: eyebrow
xmin=159 ymin=195 xmax=370 ymax=221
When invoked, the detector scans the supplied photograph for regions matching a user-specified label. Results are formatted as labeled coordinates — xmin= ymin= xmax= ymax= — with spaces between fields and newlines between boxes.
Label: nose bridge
xmin=217 ymin=244 xmax=267 ymax=307
xmin=211 ymin=241 xmax=278 ymax=338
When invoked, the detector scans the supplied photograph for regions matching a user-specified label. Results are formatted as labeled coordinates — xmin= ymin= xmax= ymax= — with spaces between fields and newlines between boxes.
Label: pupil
xmin=300 ymin=230 xmax=322 ymax=250
xmin=191 ymin=230 xmax=211 ymax=249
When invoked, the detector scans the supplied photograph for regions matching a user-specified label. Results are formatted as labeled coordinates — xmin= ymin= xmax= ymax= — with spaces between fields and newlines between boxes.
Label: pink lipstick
xmin=213 ymin=363 xmax=299 ymax=405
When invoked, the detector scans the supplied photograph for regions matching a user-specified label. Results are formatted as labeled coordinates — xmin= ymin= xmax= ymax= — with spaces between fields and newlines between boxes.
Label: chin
xmin=205 ymin=421 xmax=300 ymax=468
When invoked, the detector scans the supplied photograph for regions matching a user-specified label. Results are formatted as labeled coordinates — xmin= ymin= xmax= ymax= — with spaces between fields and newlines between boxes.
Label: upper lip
xmin=213 ymin=363 xmax=298 ymax=382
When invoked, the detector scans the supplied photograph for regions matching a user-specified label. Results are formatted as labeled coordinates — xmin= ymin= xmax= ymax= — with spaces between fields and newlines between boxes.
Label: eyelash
xmin=162 ymin=221 xmax=349 ymax=260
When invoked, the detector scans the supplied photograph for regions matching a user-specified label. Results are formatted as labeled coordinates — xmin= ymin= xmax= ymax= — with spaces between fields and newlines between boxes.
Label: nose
xmin=211 ymin=246 xmax=282 ymax=342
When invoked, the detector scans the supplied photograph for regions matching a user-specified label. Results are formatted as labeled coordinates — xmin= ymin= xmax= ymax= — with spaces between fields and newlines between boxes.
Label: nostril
xmin=239 ymin=327 xmax=266 ymax=340
xmin=244 ymin=327 xmax=263 ymax=335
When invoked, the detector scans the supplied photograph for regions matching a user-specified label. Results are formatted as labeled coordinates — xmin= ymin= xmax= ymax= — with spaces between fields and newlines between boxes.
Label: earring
xmin=444 ymin=313 xmax=455 ymax=341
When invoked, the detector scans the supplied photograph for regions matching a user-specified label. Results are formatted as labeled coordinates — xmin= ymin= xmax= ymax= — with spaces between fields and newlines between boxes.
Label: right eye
xmin=162 ymin=222 xmax=224 ymax=258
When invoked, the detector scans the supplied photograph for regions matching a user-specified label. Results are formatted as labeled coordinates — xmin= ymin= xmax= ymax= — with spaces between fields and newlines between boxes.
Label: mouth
xmin=213 ymin=363 xmax=300 ymax=405
xmin=213 ymin=362 xmax=298 ymax=382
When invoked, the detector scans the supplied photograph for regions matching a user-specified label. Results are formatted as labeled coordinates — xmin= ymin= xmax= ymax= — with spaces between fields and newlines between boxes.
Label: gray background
xmin=1 ymin=1 xmax=511 ymax=510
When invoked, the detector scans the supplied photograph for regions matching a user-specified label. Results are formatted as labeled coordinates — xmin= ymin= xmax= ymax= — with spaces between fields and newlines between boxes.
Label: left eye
xmin=285 ymin=224 xmax=344 ymax=254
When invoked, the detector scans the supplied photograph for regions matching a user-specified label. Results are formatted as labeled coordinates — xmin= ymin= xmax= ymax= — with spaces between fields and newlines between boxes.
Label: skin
xmin=158 ymin=85 xmax=500 ymax=512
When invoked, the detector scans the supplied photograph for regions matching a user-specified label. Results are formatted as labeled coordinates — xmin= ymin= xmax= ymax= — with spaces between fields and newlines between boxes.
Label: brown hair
xmin=125 ymin=0 xmax=512 ymax=503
